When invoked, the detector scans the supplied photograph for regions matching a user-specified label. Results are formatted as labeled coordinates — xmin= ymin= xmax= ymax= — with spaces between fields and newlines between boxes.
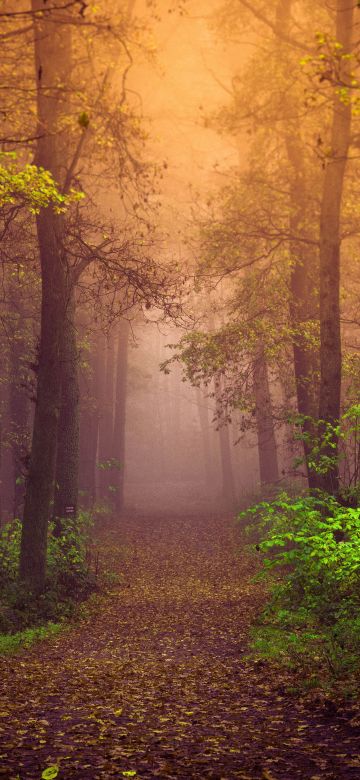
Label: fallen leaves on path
xmin=0 ymin=513 xmax=359 ymax=779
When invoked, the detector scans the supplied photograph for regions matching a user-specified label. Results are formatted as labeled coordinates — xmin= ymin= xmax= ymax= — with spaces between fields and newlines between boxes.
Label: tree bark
xmin=318 ymin=0 xmax=353 ymax=493
xmin=275 ymin=0 xmax=320 ymax=488
xmin=19 ymin=213 xmax=67 ymax=589
xmin=286 ymin=138 xmax=320 ymax=488
xmin=19 ymin=1 xmax=70 ymax=591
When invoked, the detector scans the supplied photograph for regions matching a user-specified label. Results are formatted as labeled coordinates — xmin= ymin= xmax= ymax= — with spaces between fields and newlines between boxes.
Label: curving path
xmin=0 ymin=513 xmax=359 ymax=779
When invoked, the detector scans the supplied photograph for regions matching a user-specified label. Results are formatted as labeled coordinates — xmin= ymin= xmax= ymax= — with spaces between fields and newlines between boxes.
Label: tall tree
xmin=19 ymin=0 xmax=71 ymax=590
xmin=17 ymin=0 xmax=184 ymax=587
xmin=318 ymin=0 xmax=354 ymax=493
xmin=273 ymin=0 xmax=320 ymax=487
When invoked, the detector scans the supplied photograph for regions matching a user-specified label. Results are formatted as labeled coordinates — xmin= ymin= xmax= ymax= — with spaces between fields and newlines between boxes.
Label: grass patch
xmin=0 ymin=622 xmax=62 ymax=656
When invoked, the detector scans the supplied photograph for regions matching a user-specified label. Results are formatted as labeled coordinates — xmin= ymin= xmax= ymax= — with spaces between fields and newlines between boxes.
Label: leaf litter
xmin=0 ymin=512 xmax=359 ymax=779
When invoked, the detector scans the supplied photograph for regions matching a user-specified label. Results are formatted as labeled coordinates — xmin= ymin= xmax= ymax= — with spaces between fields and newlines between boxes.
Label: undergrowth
xmin=0 ymin=622 xmax=62 ymax=655
xmin=239 ymin=491 xmax=360 ymax=695
xmin=0 ymin=510 xmax=99 ymax=638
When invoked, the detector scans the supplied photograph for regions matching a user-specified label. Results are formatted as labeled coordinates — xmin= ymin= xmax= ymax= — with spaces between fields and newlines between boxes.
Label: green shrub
xmin=0 ymin=518 xmax=22 ymax=587
xmin=0 ymin=510 xmax=97 ymax=634
xmin=47 ymin=511 xmax=95 ymax=599
xmin=290 ymin=404 xmax=360 ymax=500
xmin=239 ymin=492 xmax=360 ymax=685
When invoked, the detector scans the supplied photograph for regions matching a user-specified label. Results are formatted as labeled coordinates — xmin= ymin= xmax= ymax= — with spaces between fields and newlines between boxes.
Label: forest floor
xmin=0 ymin=511 xmax=360 ymax=780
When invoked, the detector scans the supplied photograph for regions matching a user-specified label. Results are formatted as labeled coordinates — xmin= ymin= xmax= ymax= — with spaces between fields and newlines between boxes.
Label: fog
xmin=124 ymin=322 xmax=261 ymax=514
xmin=0 ymin=0 xmax=358 ymax=532
xmin=93 ymin=1 xmax=277 ymax=516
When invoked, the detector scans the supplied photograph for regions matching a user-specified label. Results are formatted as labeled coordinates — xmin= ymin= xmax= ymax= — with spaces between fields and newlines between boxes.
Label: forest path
xmin=1 ymin=512 xmax=360 ymax=779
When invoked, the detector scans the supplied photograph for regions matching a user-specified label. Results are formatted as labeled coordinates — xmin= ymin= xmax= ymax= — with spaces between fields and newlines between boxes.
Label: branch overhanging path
xmin=1 ymin=513 xmax=360 ymax=779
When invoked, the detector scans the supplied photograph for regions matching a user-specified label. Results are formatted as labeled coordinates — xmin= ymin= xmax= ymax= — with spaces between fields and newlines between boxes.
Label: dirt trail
xmin=0 ymin=513 xmax=359 ymax=779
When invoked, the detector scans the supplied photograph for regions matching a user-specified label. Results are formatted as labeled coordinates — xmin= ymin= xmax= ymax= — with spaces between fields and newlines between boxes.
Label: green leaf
xmin=42 ymin=767 xmax=59 ymax=780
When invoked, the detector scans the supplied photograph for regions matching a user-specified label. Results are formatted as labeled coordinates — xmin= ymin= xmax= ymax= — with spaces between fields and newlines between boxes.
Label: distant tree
xmin=112 ymin=319 xmax=130 ymax=514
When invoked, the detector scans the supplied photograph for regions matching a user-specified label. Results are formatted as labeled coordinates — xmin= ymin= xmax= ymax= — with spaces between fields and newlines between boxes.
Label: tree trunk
xmin=112 ymin=319 xmax=130 ymax=514
xmin=98 ymin=331 xmax=115 ymax=504
xmin=215 ymin=379 xmax=236 ymax=507
xmin=218 ymin=423 xmax=236 ymax=507
xmin=19 ymin=214 xmax=67 ymax=589
xmin=253 ymin=348 xmax=279 ymax=485
xmin=0 ymin=370 xmax=13 ymax=524
xmin=286 ymin=142 xmax=320 ymax=488
xmin=170 ymin=363 xmax=182 ymax=479
xmin=318 ymin=0 xmax=353 ymax=493
xmin=53 ymin=289 xmax=79 ymax=532
xmin=7 ymin=288 xmax=31 ymax=519
xmin=9 ymin=329 xmax=30 ymax=519
xmin=19 ymin=1 xmax=70 ymax=591
xmin=196 ymin=386 xmax=216 ymax=489
xmin=0 ymin=388 xmax=4 ymax=529
xmin=79 ymin=336 xmax=99 ymax=509
xmin=275 ymin=0 xmax=320 ymax=488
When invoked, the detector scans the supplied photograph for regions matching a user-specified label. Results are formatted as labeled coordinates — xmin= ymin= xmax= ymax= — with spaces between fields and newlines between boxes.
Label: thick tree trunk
xmin=53 ymin=289 xmax=79 ymax=532
xmin=19 ymin=212 xmax=67 ymax=589
xmin=275 ymin=0 xmax=320 ymax=488
xmin=318 ymin=0 xmax=353 ymax=493
xmin=286 ymin=142 xmax=320 ymax=488
xmin=112 ymin=319 xmax=130 ymax=514
xmin=289 ymin=248 xmax=319 ymax=487
xmin=19 ymin=1 xmax=70 ymax=591
xmin=253 ymin=348 xmax=279 ymax=485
